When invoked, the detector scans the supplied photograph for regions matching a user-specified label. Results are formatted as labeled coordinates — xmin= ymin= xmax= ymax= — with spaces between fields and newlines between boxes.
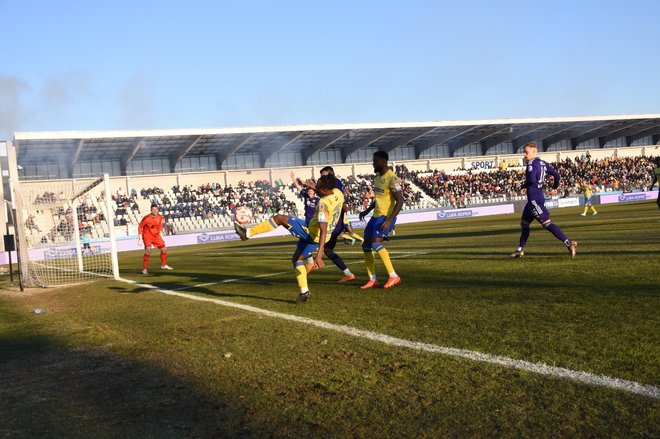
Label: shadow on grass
xmin=0 ymin=310 xmax=252 ymax=437
xmin=108 ymin=277 xmax=299 ymax=305
xmin=212 ymin=239 xmax=295 ymax=251
xmin=196 ymin=289 xmax=299 ymax=304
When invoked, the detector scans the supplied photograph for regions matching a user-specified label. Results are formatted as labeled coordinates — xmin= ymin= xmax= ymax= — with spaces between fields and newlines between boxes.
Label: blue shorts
xmin=364 ymin=215 xmax=397 ymax=240
xmin=287 ymin=217 xmax=312 ymax=240
xmin=584 ymin=196 xmax=592 ymax=204
xmin=287 ymin=217 xmax=321 ymax=258
xmin=522 ymin=198 xmax=550 ymax=224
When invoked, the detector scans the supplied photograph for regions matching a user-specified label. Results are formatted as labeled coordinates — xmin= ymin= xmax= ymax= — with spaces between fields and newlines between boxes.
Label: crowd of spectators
xmin=113 ymin=188 xmax=140 ymax=223
xmin=400 ymin=154 xmax=658 ymax=208
xmin=33 ymin=194 xmax=105 ymax=242
xmin=232 ymin=180 xmax=298 ymax=217
xmin=29 ymin=153 xmax=658 ymax=241
xmin=34 ymin=191 xmax=59 ymax=205
xmin=402 ymin=168 xmax=523 ymax=208
xmin=555 ymin=154 xmax=657 ymax=196
xmin=341 ymin=175 xmax=374 ymax=213
xmin=149 ymin=180 xmax=299 ymax=222
xmin=335 ymin=172 xmax=422 ymax=213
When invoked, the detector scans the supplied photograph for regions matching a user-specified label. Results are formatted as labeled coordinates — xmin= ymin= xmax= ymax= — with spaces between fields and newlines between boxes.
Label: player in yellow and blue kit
xmin=580 ymin=182 xmax=598 ymax=216
xmin=234 ymin=175 xmax=344 ymax=303
xmin=297 ymin=166 xmax=358 ymax=281
xmin=340 ymin=215 xmax=364 ymax=245
xmin=358 ymin=151 xmax=404 ymax=289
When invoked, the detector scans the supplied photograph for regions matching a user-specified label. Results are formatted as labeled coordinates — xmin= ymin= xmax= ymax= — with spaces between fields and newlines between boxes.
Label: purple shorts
xmin=521 ymin=198 xmax=550 ymax=224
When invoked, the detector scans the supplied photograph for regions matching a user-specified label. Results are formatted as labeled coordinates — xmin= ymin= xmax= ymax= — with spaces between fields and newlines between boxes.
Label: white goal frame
xmin=11 ymin=173 xmax=119 ymax=287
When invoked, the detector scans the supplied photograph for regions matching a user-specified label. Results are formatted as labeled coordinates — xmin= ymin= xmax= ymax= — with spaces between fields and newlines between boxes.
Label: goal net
xmin=11 ymin=174 xmax=119 ymax=287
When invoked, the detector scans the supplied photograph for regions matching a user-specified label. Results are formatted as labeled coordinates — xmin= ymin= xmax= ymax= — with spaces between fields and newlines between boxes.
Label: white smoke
xmin=0 ymin=75 xmax=31 ymax=140
xmin=41 ymin=71 xmax=92 ymax=110
xmin=0 ymin=71 xmax=95 ymax=140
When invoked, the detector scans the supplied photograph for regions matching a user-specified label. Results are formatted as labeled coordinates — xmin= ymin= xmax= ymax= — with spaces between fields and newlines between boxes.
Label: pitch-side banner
xmin=558 ymin=197 xmax=580 ymax=208
xmin=351 ymin=204 xmax=515 ymax=227
xmin=600 ymin=190 xmax=658 ymax=205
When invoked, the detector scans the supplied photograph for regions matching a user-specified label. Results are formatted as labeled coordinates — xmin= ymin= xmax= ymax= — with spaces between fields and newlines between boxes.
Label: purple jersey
xmin=524 ymin=157 xmax=560 ymax=200
xmin=300 ymin=189 xmax=319 ymax=224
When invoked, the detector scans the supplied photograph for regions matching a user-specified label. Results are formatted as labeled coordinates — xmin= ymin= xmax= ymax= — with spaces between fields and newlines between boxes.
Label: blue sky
xmin=1 ymin=0 xmax=658 ymax=140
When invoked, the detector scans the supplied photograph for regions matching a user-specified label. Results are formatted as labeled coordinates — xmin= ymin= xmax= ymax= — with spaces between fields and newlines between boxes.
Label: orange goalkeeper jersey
xmin=138 ymin=213 xmax=164 ymax=237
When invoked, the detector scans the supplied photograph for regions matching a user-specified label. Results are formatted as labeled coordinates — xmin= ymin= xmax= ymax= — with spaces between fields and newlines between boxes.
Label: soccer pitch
xmin=1 ymin=201 xmax=659 ymax=437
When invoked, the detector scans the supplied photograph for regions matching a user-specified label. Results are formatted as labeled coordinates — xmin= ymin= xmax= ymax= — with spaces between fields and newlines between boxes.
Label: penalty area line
xmin=117 ymin=276 xmax=659 ymax=400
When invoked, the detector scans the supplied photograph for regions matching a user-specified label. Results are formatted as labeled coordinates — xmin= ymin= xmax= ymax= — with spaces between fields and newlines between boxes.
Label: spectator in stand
xmin=26 ymin=214 xmax=41 ymax=232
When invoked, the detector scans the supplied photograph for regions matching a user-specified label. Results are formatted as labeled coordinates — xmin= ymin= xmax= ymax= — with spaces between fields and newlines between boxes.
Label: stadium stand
xmin=21 ymin=152 xmax=655 ymax=242
xmin=401 ymin=155 xmax=658 ymax=208
xmin=4 ymin=117 xmax=658 ymax=289
xmin=14 ymin=150 xmax=657 ymax=243
xmin=5 ymin=114 xmax=658 ymax=250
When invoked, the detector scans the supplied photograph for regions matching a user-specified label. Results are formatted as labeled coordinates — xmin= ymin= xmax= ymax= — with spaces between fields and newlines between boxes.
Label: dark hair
xmin=150 ymin=203 xmax=159 ymax=209
xmin=374 ymin=150 xmax=389 ymax=161
xmin=315 ymin=174 xmax=337 ymax=191
xmin=319 ymin=165 xmax=334 ymax=174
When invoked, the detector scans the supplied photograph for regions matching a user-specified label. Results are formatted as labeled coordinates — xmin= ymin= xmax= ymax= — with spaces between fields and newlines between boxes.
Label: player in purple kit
xmin=511 ymin=143 xmax=577 ymax=259
xmin=291 ymin=171 xmax=320 ymax=270
xmin=290 ymin=171 xmax=319 ymax=224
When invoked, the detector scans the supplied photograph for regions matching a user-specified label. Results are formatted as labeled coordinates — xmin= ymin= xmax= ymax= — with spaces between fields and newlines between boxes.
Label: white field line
xmin=172 ymin=251 xmax=431 ymax=291
xmin=117 ymin=276 xmax=659 ymax=400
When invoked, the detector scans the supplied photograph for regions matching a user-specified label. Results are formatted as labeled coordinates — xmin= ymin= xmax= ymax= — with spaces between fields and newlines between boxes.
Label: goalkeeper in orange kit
xmin=138 ymin=204 xmax=173 ymax=274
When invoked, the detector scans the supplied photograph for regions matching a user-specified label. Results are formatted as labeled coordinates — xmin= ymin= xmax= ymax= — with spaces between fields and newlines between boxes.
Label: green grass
xmin=1 ymin=201 xmax=659 ymax=437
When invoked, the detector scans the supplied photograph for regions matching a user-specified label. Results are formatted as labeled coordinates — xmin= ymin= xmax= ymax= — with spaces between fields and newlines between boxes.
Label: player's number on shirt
xmin=331 ymin=207 xmax=341 ymax=228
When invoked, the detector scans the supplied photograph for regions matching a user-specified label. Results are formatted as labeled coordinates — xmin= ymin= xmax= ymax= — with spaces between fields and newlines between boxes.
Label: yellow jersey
xmin=307 ymin=188 xmax=345 ymax=243
xmin=582 ymin=185 xmax=592 ymax=198
xmin=373 ymin=169 xmax=402 ymax=217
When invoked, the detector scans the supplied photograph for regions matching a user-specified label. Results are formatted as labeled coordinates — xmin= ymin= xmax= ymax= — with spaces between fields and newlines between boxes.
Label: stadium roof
xmin=13 ymin=114 xmax=660 ymax=172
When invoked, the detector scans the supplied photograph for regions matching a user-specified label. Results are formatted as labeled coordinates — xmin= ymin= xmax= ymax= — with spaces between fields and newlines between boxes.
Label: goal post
xmin=11 ymin=173 xmax=119 ymax=287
